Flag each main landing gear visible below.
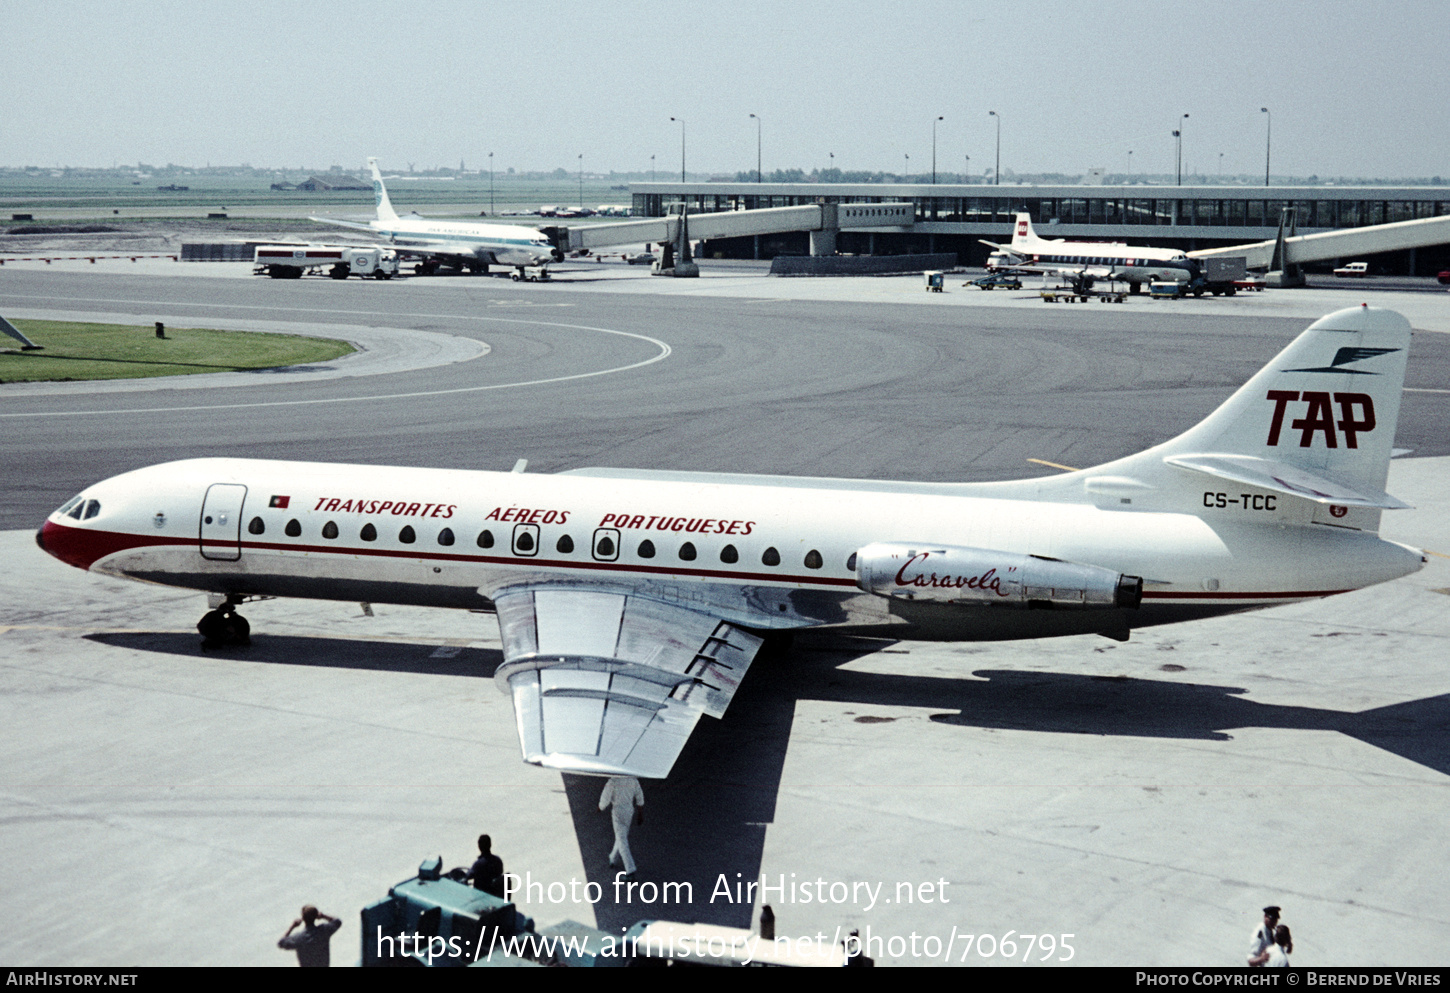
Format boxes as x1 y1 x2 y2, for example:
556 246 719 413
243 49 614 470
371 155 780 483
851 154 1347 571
198 596 251 650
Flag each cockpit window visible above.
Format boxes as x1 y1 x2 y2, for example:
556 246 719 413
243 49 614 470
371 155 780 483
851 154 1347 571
57 496 83 518
82 500 101 520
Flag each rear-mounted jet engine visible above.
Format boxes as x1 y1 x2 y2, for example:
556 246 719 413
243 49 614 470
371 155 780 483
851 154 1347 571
855 542 1143 610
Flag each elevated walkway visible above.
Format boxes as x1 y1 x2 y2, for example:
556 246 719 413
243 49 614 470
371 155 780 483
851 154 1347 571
556 202 911 256
1190 214 1450 268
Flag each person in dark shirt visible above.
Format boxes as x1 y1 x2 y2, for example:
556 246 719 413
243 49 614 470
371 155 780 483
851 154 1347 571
278 905 342 967
464 834 506 898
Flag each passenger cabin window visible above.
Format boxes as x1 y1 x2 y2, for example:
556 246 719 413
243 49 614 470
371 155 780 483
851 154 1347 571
478 529 495 549
248 517 265 535
399 525 416 544
285 519 301 537
720 544 739 564
637 539 656 558
512 523 538 556
557 535 574 554
360 523 377 541
804 550 823 569
592 529 619 561
761 547 780 567
438 528 454 546
678 542 696 561
322 521 339 539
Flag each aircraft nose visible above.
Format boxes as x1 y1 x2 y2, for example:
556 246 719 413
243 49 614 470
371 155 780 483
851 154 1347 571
35 518 104 571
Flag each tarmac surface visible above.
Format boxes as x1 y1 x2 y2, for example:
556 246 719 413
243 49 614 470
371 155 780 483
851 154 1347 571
0 259 1447 966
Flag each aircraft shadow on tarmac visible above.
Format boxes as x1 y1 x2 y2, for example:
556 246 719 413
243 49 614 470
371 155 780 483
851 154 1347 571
84 628 1450 932
85 631 502 679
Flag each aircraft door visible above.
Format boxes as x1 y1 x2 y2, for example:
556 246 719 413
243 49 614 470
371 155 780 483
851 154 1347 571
199 484 248 561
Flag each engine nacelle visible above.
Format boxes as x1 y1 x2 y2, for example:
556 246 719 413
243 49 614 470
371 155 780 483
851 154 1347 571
855 542 1142 610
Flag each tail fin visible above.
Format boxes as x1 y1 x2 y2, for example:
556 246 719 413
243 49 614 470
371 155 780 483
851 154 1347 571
367 157 399 223
1011 212 1038 249
1127 305 1411 512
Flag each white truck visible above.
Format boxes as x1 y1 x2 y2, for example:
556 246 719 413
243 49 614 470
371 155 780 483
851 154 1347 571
254 244 399 280
1333 261 1370 277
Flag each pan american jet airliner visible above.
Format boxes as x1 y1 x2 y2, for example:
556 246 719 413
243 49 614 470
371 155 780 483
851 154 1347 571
37 306 1424 780
313 158 561 278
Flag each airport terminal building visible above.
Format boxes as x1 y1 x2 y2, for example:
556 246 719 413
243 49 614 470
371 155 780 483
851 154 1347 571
631 182 1450 272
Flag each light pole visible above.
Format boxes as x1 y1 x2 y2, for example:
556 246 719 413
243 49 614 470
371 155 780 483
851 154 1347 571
964 154 970 184
989 110 1001 185
577 153 583 210
669 117 685 182
931 115 943 184
749 113 761 183
1176 113 1189 185
829 151 834 177
488 152 494 216
1126 150 1132 183
650 154 655 183
903 153 909 181
1218 151 1224 179
1261 107 1271 186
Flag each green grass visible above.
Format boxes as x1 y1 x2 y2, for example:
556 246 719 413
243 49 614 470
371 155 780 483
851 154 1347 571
0 320 355 383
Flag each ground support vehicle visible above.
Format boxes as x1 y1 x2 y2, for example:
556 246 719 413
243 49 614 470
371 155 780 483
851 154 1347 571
254 245 398 280
511 264 552 282
1334 261 1370 277
1041 288 1126 303
968 273 1023 290
360 858 535 967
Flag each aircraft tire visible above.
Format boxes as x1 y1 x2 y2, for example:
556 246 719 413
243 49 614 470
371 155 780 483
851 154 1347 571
226 613 251 646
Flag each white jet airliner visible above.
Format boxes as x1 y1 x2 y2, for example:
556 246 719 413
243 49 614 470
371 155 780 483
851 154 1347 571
313 158 561 277
983 212 1200 293
37 306 1423 780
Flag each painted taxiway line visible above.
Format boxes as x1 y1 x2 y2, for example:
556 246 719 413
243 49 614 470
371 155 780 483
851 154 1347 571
0 315 670 418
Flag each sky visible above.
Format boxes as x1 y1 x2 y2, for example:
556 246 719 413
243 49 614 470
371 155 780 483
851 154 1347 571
4 0 1448 179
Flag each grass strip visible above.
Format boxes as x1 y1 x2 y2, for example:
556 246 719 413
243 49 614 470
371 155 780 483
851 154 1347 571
0 319 354 383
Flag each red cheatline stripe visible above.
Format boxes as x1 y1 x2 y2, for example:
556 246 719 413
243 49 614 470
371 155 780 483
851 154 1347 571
1141 590 1346 600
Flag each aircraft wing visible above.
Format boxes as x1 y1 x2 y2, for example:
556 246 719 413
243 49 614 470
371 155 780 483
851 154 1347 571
310 215 377 233
492 587 764 779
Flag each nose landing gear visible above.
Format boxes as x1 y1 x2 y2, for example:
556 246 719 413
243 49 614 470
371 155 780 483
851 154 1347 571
198 596 252 650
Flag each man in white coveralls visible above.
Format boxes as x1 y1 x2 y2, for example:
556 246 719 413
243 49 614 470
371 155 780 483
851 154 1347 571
599 776 645 877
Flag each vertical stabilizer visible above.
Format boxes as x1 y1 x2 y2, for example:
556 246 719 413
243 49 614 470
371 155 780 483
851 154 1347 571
1010 211 1039 249
367 157 400 224
1122 305 1411 501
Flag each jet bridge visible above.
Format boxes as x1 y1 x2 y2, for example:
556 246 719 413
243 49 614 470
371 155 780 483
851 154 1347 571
553 202 912 257
1190 213 1450 274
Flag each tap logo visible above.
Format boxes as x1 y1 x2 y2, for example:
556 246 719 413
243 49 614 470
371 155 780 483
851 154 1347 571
1288 347 1399 375
1265 391 1375 449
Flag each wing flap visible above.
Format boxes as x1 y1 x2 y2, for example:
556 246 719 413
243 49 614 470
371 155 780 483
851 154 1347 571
492 588 764 779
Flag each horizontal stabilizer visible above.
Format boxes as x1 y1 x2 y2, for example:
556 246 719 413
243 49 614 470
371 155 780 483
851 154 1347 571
1165 453 1410 509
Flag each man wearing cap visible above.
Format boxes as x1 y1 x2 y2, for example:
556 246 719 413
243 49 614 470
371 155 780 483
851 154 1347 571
1247 906 1281 966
